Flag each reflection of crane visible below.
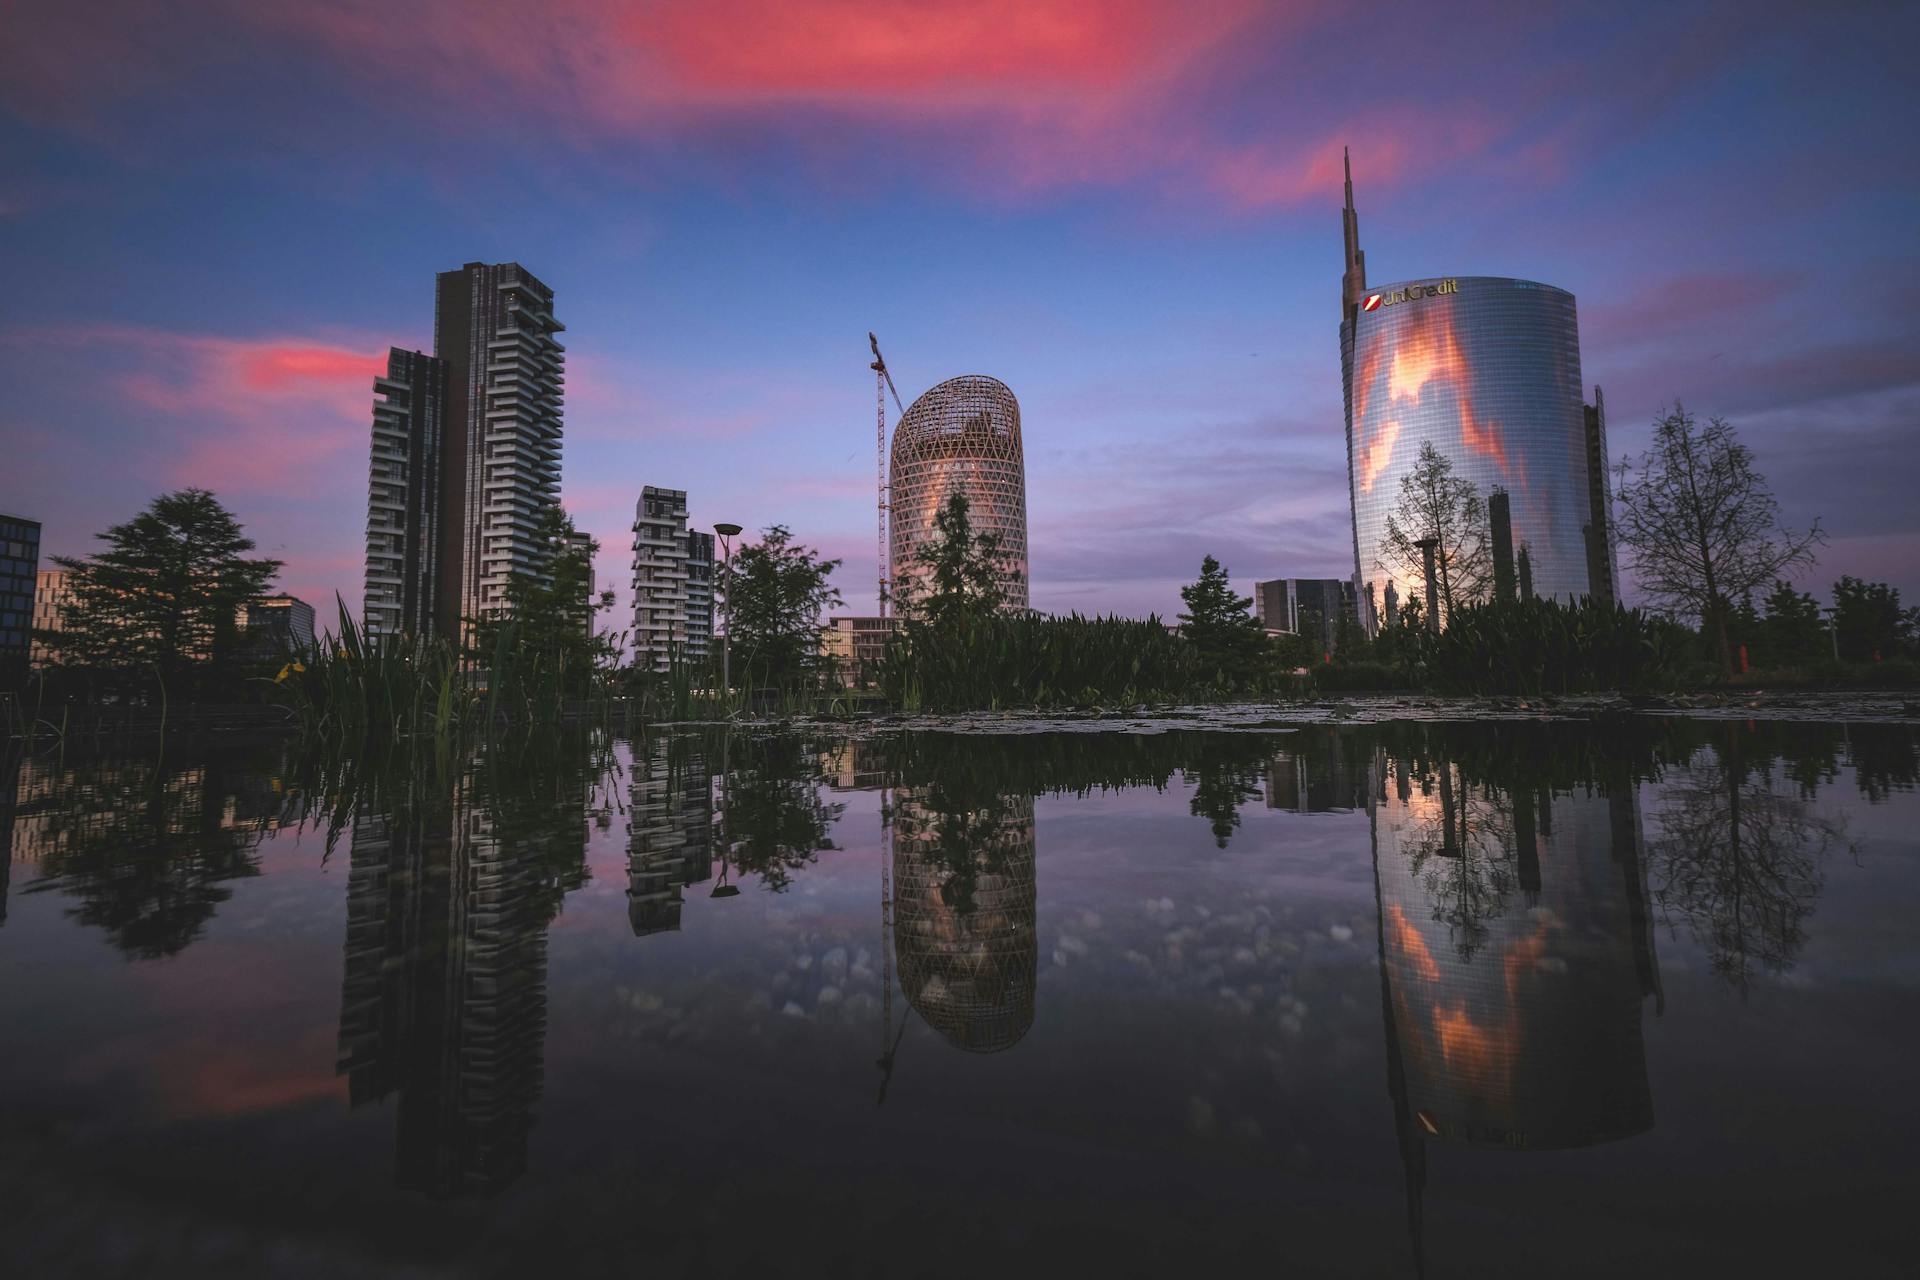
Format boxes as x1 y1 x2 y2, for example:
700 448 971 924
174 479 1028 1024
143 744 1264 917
869 332 904 619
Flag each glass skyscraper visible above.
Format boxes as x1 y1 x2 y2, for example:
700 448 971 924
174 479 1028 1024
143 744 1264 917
1339 156 1609 630
888 375 1028 613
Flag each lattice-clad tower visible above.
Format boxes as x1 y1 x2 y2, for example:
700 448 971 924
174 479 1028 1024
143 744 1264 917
888 376 1028 613
890 790 1037 1053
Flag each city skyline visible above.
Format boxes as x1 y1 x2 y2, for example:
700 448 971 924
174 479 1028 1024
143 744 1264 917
3 2 1917 629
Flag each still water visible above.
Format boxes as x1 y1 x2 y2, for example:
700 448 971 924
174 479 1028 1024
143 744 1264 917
1 718 1915 1277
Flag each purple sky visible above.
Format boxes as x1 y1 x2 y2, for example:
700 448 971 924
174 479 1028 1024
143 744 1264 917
3 0 1916 632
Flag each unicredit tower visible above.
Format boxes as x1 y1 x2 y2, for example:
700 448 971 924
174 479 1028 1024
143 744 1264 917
1338 153 1615 632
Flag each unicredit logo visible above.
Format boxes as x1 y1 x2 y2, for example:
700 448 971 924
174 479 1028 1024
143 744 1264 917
1363 293 1382 312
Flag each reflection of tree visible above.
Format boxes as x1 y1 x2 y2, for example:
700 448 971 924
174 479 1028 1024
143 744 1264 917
1398 761 1517 961
720 736 842 892
1181 739 1268 848
24 758 275 958
1650 728 1841 993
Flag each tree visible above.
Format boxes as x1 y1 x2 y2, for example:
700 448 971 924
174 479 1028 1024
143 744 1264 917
470 504 615 692
1831 576 1914 663
1614 405 1822 674
905 492 1005 629
45 488 281 679
721 525 843 690
1379 441 1491 624
1178 556 1269 681
1759 580 1824 669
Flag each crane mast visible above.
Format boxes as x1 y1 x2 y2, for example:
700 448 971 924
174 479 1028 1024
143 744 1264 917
868 332 903 619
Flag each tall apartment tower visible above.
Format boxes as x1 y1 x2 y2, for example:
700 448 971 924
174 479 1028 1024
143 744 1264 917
362 263 565 644
630 487 692 674
365 349 450 641
684 530 715 662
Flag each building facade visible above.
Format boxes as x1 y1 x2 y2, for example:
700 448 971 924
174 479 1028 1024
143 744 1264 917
1253 577 1355 649
0 514 40 685
630 487 692 674
29 569 70 666
362 264 565 645
684 530 715 662
888 375 1028 613
364 347 450 642
822 615 896 686
239 595 317 655
1339 156 1606 631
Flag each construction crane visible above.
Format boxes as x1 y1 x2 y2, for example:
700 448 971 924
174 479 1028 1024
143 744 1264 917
868 332 904 620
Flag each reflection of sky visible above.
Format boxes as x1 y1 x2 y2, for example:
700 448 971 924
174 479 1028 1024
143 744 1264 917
4 3 1917 628
2 732 1919 1273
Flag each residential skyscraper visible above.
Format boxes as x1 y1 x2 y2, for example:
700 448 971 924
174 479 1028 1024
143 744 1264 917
362 264 565 644
684 530 715 662
630 486 692 673
1339 155 1606 631
889 375 1028 613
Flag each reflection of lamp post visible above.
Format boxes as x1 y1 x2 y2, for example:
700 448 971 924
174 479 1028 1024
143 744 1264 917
715 522 742 696
1414 537 1441 631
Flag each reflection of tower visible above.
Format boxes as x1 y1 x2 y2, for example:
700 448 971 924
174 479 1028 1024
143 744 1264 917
1369 749 1660 1265
0 751 18 927
337 764 585 1197
890 790 1037 1053
1264 741 1367 814
626 738 715 937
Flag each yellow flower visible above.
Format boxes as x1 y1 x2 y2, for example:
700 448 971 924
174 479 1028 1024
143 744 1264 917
292 661 307 673
274 663 292 683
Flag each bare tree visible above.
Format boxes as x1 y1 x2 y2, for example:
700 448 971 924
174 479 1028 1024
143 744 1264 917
1614 404 1822 673
1379 441 1491 623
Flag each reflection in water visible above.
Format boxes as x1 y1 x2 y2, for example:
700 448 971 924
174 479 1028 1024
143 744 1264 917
891 788 1038 1053
626 736 716 936
1648 726 1844 994
1371 744 1661 1270
12 749 292 957
336 747 589 1198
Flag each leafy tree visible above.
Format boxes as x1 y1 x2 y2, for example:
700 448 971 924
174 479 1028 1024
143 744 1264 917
45 488 281 679
903 492 1007 629
1614 404 1822 674
1379 441 1491 624
722 525 843 690
470 504 615 692
1759 580 1825 669
1831 576 1914 663
1178 556 1269 681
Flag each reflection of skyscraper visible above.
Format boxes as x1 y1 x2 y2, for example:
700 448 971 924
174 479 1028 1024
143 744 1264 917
0 750 18 926
1369 751 1660 1263
1339 155 1605 630
1264 744 1367 814
337 764 585 1197
626 738 715 937
890 790 1037 1053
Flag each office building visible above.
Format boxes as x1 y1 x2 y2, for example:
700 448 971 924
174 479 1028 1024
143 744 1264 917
1339 154 1607 631
29 569 70 666
362 263 565 644
1253 578 1355 650
0 515 40 685
1583 388 1619 607
889 375 1028 613
630 487 692 673
822 615 896 686
239 594 316 655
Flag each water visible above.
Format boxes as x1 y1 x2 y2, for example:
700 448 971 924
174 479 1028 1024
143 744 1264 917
1 718 1915 1278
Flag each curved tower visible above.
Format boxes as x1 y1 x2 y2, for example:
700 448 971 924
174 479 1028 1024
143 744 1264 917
1340 158 1605 630
888 375 1028 612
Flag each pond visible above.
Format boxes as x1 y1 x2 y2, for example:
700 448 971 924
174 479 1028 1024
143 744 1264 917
1 717 1915 1277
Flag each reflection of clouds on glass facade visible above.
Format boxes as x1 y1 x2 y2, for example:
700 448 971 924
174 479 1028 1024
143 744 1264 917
1344 277 1594 627
889 375 1027 612
1371 755 1659 1152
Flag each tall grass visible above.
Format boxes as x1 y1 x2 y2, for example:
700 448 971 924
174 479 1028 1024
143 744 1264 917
879 612 1309 711
1400 597 1698 695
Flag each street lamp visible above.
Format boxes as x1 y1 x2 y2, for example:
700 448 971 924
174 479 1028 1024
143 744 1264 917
1823 605 1841 664
715 522 743 697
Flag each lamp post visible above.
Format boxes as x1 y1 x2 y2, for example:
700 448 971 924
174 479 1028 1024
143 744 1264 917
1414 537 1441 631
1824 605 1841 664
715 522 742 697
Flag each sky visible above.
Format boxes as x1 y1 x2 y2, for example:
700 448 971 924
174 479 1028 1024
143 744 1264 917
2 0 1917 634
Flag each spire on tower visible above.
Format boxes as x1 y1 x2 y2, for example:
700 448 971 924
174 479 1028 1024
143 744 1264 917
1341 146 1368 317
